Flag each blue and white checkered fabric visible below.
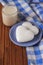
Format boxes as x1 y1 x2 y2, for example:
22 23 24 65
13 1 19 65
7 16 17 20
12 0 38 18
26 39 43 65
31 4 43 21
1 0 43 65
24 0 31 3
32 0 43 3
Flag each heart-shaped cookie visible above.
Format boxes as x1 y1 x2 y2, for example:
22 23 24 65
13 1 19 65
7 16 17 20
22 22 39 35
22 22 32 29
30 26 39 35
16 26 34 42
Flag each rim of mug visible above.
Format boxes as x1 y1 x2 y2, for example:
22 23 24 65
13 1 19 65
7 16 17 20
2 4 18 16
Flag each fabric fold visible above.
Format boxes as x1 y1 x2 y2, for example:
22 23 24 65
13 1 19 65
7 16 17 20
30 4 43 21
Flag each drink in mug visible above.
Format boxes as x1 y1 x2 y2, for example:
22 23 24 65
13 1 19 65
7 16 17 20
2 5 18 26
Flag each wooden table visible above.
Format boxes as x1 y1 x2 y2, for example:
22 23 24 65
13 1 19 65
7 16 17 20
0 3 28 65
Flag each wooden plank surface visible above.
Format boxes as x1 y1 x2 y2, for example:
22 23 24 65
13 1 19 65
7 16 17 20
0 4 4 65
0 4 28 65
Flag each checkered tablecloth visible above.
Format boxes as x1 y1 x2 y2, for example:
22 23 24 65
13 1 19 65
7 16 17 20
1 0 43 65
32 0 43 3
